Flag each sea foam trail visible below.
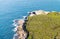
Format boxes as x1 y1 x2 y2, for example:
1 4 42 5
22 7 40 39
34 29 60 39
13 33 18 39
12 19 19 39
12 19 19 32
12 23 18 27
13 26 18 32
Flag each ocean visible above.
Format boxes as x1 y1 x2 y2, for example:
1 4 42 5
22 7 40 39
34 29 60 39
0 0 60 39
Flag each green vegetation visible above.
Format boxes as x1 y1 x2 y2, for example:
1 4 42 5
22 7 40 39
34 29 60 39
26 12 60 39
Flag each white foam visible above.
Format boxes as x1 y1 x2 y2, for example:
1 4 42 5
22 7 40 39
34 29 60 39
12 19 19 32
23 16 26 18
13 20 15 23
13 19 19 23
12 19 19 39
12 23 17 26
13 33 18 39
13 26 18 32
12 19 20 27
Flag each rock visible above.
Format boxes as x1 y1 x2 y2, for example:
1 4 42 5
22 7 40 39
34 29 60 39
28 10 50 16
17 20 27 39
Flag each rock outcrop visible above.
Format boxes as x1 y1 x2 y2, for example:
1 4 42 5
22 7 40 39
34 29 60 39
28 10 50 16
17 19 27 39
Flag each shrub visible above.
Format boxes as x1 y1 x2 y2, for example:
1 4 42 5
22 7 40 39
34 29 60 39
26 12 60 39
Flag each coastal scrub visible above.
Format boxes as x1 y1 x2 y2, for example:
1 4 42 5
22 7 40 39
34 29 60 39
26 12 60 39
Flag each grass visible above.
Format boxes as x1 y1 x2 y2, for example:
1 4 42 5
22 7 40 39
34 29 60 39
26 12 60 39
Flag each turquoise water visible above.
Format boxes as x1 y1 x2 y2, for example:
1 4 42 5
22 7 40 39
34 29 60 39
0 0 60 39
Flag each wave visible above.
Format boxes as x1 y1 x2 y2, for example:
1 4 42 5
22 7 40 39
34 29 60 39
13 26 18 32
12 19 19 32
13 33 18 39
13 19 19 23
12 19 19 39
12 23 18 27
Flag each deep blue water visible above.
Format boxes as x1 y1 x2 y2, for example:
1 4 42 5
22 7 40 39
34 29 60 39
0 0 60 39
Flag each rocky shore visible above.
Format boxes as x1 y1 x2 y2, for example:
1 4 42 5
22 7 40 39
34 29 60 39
13 19 28 39
17 19 28 39
13 10 58 39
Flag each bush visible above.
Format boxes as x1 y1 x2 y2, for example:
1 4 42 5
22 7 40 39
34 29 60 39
26 12 60 39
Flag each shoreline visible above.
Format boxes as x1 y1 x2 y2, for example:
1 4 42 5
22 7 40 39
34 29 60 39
13 10 59 39
13 16 28 39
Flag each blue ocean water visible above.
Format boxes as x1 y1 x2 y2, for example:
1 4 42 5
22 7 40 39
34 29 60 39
0 0 60 39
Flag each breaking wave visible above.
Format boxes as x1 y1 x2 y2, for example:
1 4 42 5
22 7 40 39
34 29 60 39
12 19 19 39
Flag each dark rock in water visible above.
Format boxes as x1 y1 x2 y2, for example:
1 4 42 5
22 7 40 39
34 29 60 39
32 12 36 14
15 20 19 23
13 34 19 39
15 36 18 39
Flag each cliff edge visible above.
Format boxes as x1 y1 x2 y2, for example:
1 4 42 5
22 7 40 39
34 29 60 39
17 10 60 39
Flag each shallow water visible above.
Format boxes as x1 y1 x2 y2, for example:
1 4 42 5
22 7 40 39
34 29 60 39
0 0 60 39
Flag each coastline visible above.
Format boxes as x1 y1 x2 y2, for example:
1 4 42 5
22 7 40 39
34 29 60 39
13 15 28 39
13 10 49 39
13 10 59 39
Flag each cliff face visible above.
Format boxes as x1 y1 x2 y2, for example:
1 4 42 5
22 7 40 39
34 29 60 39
17 20 27 39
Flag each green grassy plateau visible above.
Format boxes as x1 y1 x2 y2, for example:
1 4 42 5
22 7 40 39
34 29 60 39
26 12 60 39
